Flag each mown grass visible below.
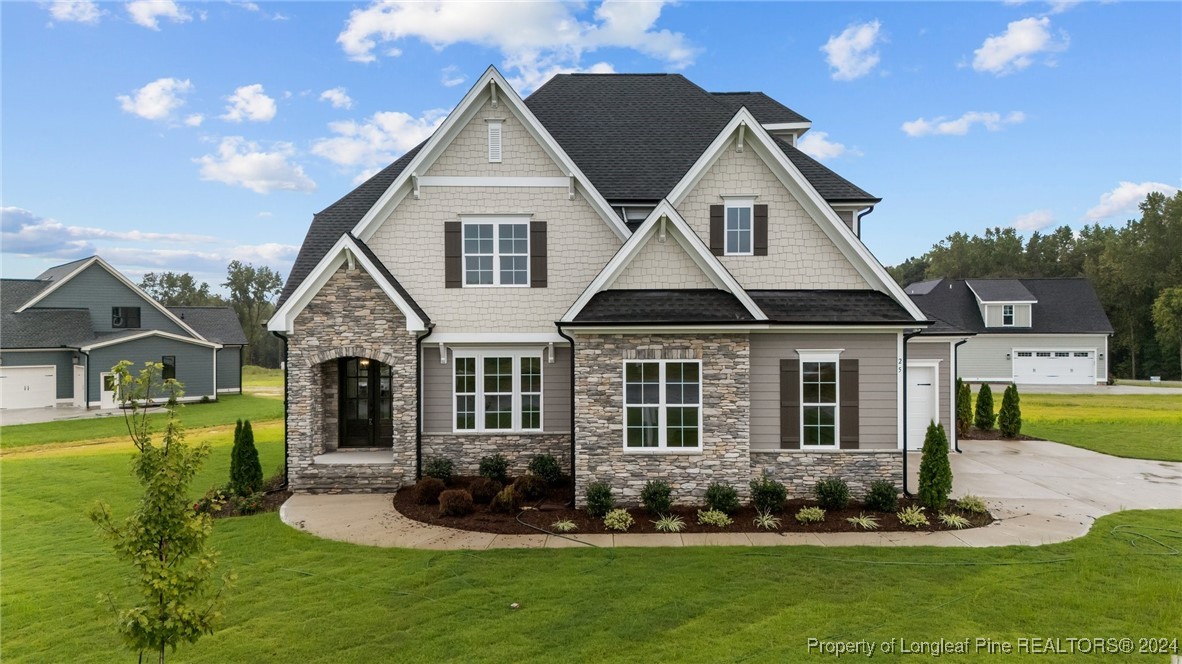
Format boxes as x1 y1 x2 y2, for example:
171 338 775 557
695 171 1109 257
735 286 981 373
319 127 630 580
1015 394 1182 462
2 430 1180 662
242 365 284 389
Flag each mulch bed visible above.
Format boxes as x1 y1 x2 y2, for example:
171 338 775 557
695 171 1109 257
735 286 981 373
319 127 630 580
960 427 1041 441
392 476 994 535
204 488 291 519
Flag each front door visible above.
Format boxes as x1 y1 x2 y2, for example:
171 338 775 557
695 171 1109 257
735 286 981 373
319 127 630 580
340 358 393 448
99 372 118 410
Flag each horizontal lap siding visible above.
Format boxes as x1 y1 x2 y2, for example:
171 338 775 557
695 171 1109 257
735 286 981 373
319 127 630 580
908 340 952 432
35 264 187 336
88 337 215 399
216 347 241 391
751 333 898 450
0 350 76 399
959 334 1108 381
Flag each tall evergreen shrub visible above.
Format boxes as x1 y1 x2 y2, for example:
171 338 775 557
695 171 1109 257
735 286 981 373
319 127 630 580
230 419 263 495
917 422 953 510
956 381 972 437
998 384 1023 438
973 384 996 430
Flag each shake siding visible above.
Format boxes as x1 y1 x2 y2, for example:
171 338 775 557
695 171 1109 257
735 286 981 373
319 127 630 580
959 333 1109 381
426 99 564 178
34 264 187 336
421 345 571 433
678 146 869 290
0 350 75 399
750 333 898 450
908 340 952 433
215 347 241 391
611 235 715 289
88 336 216 399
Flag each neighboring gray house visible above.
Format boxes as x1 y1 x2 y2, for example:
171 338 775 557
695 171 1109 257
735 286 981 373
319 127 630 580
0 256 247 409
906 278 1113 386
268 67 936 503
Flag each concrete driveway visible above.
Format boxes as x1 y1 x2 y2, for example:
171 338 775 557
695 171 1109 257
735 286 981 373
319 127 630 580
1015 384 1181 395
0 406 119 426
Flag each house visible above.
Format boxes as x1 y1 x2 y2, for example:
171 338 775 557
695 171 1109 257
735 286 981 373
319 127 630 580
906 278 1113 386
0 256 247 410
268 67 938 503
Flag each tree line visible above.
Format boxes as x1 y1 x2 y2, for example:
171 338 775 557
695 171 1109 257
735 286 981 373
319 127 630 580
888 192 1182 380
139 261 284 368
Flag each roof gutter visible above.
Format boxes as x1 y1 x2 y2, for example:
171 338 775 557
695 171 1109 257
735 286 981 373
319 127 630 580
855 205 875 240
415 323 436 480
555 323 577 507
952 338 969 454
901 328 924 497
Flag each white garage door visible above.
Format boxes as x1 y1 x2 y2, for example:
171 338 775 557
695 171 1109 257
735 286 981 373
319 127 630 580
906 365 937 450
1013 350 1095 385
1 366 57 409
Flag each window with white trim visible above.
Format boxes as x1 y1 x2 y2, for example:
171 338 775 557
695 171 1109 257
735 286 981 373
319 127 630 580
453 349 542 432
800 351 839 448
624 360 700 449
1002 304 1015 326
724 199 753 255
463 220 529 286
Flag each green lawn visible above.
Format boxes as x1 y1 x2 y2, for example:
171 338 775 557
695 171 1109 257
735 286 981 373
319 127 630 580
2 430 1180 662
0 394 283 450
243 365 284 390
1011 393 1182 462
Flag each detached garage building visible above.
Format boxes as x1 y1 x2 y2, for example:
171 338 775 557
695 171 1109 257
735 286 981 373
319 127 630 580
907 278 1113 386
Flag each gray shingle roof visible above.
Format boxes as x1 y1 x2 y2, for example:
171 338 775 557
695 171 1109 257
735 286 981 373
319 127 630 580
168 307 248 345
35 257 91 283
711 92 810 124
908 278 1113 335
568 289 915 325
750 290 915 324
1 279 93 349
965 279 1037 302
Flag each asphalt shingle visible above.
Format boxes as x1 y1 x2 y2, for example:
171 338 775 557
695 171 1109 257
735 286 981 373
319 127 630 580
168 307 249 345
908 278 1113 335
568 289 915 325
1 279 93 349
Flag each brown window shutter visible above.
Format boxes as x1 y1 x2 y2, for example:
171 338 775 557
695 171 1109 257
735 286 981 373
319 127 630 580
530 221 547 288
839 359 860 449
779 359 800 449
754 204 769 256
709 204 724 256
444 221 462 288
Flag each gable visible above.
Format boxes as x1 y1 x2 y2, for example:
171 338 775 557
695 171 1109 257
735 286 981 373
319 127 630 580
611 228 716 290
426 98 565 179
31 263 189 337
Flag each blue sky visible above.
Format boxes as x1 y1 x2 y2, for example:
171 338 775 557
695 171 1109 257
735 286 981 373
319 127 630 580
3 1 1179 290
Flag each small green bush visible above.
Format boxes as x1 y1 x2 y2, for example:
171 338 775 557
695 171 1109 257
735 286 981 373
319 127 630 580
704 482 740 515
584 481 614 518
468 477 502 505
998 384 1022 438
846 513 879 530
478 454 510 484
424 457 455 483
230 419 263 496
640 479 673 515
753 510 782 530
697 509 733 527
863 480 898 512
551 519 577 533
231 492 266 516
514 474 549 501
490 485 520 513
414 477 446 505
813 478 850 510
794 506 826 524
938 512 971 529
974 384 995 430
438 490 474 517
603 508 634 532
749 474 788 514
193 487 229 516
653 514 686 533
956 381 972 438
527 454 563 485
897 505 928 528
917 422 953 510
957 494 988 514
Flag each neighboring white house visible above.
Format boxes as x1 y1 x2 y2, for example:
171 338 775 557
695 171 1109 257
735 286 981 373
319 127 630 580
906 278 1113 386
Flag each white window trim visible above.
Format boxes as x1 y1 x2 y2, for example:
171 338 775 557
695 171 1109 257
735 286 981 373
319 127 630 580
797 350 842 450
1002 304 1015 327
486 119 503 163
621 359 703 454
723 196 755 256
461 217 530 288
452 348 543 433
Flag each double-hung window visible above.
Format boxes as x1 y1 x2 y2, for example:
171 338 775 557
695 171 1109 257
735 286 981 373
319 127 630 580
624 360 700 450
1002 304 1015 326
799 351 839 448
463 219 529 286
161 356 176 381
724 199 754 255
453 349 542 432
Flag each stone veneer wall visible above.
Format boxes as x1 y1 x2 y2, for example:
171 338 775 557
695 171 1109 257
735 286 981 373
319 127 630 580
422 434 571 476
750 451 903 498
574 334 750 506
286 264 419 492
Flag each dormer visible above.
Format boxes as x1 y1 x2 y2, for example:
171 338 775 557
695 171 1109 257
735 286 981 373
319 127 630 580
965 279 1037 329
761 121 811 146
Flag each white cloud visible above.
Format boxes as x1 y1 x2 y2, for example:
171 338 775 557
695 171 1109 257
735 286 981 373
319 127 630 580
1085 181 1180 221
48 0 102 24
183 113 204 127
116 77 193 122
319 87 354 110
901 111 1026 137
797 131 861 161
1047 1 1081 14
821 20 883 81
195 137 315 194
125 0 191 30
972 17 1068 75
220 84 277 123
441 65 467 88
311 109 447 175
1 206 220 259
1011 209 1056 231
336 0 695 93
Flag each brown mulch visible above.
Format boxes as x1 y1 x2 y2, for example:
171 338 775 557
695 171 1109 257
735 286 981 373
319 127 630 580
392 476 993 535
205 488 291 519
960 427 1040 441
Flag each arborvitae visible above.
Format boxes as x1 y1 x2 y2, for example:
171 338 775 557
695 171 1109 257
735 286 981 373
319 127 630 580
917 422 953 510
955 380 972 438
998 384 1023 438
974 384 996 431
230 420 263 495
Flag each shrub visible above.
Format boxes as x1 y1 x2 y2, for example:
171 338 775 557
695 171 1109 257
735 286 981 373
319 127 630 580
938 512 971 529
640 479 673 515
490 485 521 513
957 494 988 514
603 508 634 532
846 513 880 530
753 510 782 530
795 507 826 524
704 482 740 515
956 380 972 438
438 489 474 517
232 492 265 516
194 487 229 515
697 509 733 527
414 477 446 505
514 474 549 501
897 505 928 528
468 477 502 504
863 480 899 512
551 519 577 533
424 457 455 483
749 474 788 514
230 419 264 496
528 454 564 485
478 454 510 484
584 481 614 518
998 384 1023 438
917 422 953 510
974 384 996 430
653 514 686 533
814 478 850 510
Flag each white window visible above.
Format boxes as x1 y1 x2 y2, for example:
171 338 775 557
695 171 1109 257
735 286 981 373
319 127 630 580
1016 351 1033 358
1002 304 1015 326
1073 351 1090 358
799 351 840 448
724 199 753 255
487 121 502 163
462 219 529 287
453 349 542 432
623 360 701 450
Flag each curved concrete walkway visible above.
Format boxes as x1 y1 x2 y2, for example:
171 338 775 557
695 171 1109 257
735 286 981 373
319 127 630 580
280 439 1182 550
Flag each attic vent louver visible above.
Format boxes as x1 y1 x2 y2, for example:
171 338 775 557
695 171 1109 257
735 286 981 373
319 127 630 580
487 120 502 163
